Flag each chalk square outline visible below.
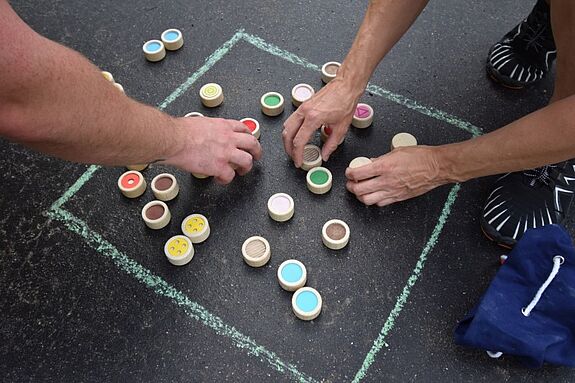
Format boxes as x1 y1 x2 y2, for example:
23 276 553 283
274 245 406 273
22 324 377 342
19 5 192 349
45 29 481 382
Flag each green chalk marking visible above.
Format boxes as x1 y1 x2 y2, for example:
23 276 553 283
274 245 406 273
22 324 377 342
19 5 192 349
264 94 281 106
309 169 329 185
47 207 319 383
352 184 461 382
45 29 483 381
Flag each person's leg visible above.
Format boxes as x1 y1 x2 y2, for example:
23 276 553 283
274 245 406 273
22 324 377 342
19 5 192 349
486 0 556 89
549 0 575 102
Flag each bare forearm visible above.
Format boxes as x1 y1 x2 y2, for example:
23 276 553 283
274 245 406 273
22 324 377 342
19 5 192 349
0 2 181 166
338 0 429 96
438 95 575 182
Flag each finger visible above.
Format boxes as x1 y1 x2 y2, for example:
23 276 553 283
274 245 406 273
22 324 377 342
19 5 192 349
231 121 252 134
357 190 390 206
292 117 320 168
321 123 346 162
282 111 305 157
346 161 384 182
214 166 236 185
229 149 253 176
347 177 386 196
234 132 262 160
376 197 398 207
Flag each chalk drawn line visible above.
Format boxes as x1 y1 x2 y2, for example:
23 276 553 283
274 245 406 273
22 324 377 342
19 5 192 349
44 28 482 381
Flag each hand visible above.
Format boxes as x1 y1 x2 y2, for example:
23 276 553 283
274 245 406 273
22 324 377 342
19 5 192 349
345 146 446 206
282 78 360 167
166 117 262 184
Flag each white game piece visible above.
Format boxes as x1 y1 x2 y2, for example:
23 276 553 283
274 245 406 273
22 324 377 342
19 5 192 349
184 112 204 117
126 164 149 172
164 235 194 266
118 170 146 198
240 117 260 140
291 83 315 107
306 167 332 195
391 132 418 150
292 287 322 321
277 260 307 292
143 39 166 62
348 157 372 169
267 193 295 222
151 173 179 201
113 83 125 93
322 219 350 250
260 92 284 116
321 61 341 84
352 103 374 129
200 83 224 108
192 173 209 179
161 28 184 51
181 214 211 244
101 71 114 83
141 200 171 230
242 236 271 267
301 144 322 171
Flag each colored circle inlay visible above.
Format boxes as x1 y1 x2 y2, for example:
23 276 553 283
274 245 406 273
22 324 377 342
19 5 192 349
121 173 140 189
281 263 303 283
325 64 339 75
145 204 165 220
326 223 346 240
270 195 291 213
154 176 173 191
264 95 281 106
355 105 371 118
324 126 333 135
202 85 219 97
294 86 312 100
184 216 205 233
296 291 318 312
309 169 329 185
167 237 188 257
146 42 162 52
242 120 257 132
164 31 180 41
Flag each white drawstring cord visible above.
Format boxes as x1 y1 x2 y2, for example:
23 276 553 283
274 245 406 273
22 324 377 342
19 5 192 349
485 254 564 360
522 255 564 317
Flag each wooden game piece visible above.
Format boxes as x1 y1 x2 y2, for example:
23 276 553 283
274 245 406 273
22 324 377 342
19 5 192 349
291 83 315 107
143 40 166 62
348 157 372 169
181 214 211 244
184 112 204 117
141 200 171 230
164 235 194 266
151 173 179 201
101 71 114 83
267 193 295 222
200 83 224 108
191 173 209 179
161 28 184 51
301 144 322 171
277 259 307 292
260 92 284 116
391 132 417 150
351 103 373 129
240 117 260 140
242 236 271 267
118 170 146 198
113 83 124 93
321 61 341 84
126 164 149 172
306 167 332 195
322 219 350 250
292 287 322 321
320 125 344 145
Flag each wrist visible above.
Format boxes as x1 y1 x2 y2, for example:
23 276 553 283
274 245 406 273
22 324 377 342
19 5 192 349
434 143 468 184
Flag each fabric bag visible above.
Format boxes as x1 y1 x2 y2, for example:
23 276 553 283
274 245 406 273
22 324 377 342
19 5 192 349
454 224 575 367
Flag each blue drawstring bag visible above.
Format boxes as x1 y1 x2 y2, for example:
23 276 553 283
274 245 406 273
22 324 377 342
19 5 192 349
454 224 575 368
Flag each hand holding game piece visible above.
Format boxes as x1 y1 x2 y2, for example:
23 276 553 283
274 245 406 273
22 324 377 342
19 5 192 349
345 145 446 207
282 79 359 167
165 117 262 185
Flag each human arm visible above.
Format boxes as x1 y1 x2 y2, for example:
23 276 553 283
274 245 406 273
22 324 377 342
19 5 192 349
0 0 261 184
346 95 575 206
282 0 429 167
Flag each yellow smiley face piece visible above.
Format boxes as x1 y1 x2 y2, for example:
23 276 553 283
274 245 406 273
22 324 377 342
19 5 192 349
184 216 205 235
166 237 189 257
164 235 194 266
